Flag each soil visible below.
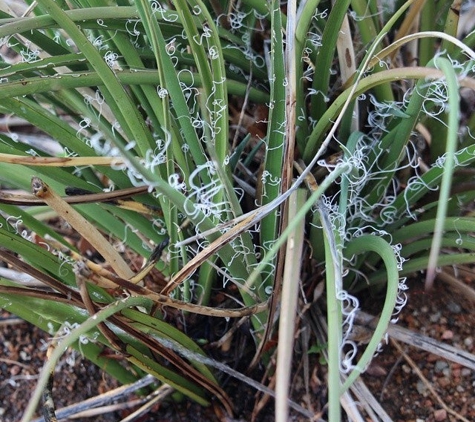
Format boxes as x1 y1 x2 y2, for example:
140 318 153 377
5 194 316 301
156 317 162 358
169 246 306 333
1 276 474 421
0 314 121 422
362 278 475 422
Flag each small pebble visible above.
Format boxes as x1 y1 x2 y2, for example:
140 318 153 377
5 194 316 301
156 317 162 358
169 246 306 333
461 368 471 377
19 350 30 361
441 330 454 340
416 380 428 395
434 409 447 421
437 377 450 388
366 363 387 377
446 301 462 313
9 365 20 376
434 360 449 373
463 336 473 347
456 385 465 393
429 311 441 323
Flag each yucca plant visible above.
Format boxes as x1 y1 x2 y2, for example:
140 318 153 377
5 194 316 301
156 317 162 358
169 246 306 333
0 0 474 421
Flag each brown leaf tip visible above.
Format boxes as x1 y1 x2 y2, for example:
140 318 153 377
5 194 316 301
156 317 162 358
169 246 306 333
31 176 48 197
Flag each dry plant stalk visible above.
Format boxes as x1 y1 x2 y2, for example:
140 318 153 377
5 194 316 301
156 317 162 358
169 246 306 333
31 176 135 279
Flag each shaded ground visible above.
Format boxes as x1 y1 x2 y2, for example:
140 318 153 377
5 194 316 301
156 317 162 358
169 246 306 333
363 278 475 422
1 275 474 421
0 314 121 422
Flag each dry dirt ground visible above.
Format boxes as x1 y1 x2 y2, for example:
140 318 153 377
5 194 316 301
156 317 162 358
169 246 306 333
0 314 121 422
361 277 475 422
1 275 474 421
